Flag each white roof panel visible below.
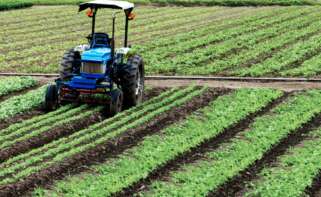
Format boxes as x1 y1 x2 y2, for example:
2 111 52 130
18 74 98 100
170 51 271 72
79 0 134 12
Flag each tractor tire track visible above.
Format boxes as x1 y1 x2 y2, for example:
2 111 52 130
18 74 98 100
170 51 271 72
116 91 290 196
0 88 227 197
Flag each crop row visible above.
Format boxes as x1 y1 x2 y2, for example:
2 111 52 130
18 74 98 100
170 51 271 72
0 85 46 121
0 6 293 75
0 7 215 51
135 6 282 52
2 6 321 77
0 1 32 11
0 6 193 44
184 17 321 76
280 52 321 77
0 104 102 152
232 28 321 76
246 126 321 196
33 88 282 196
0 86 205 188
141 7 305 67
148 9 320 74
245 127 321 197
0 76 37 97
0 9 217 67
139 89 321 196
0 7 225 72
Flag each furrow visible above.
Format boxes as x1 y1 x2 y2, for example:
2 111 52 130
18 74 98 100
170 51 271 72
33 88 282 197
141 90 321 197
0 86 206 196
0 86 198 182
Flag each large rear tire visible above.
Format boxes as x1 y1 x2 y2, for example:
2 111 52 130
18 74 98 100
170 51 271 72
118 55 144 109
60 48 81 79
44 84 58 111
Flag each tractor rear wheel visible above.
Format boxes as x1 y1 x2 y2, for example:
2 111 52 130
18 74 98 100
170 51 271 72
60 48 81 79
44 84 58 111
118 55 144 109
107 89 123 116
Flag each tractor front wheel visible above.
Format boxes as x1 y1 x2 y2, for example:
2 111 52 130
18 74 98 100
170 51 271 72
107 89 123 116
118 55 144 109
44 84 59 111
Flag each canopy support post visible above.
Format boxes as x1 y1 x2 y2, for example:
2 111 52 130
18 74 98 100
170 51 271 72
91 8 97 37
124 17 129 47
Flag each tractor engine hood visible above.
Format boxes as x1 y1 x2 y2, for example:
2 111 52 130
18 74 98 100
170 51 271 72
81 48 111 62
79 47 112 81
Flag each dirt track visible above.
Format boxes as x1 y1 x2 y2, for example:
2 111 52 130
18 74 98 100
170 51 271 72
2 73 321 91
146 79 321 91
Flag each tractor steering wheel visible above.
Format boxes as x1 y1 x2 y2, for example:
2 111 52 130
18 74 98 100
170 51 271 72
86 34 93 43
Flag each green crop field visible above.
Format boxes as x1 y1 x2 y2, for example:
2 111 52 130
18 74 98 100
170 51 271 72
1 5 321 77
1 0 321 196
0 77 320 196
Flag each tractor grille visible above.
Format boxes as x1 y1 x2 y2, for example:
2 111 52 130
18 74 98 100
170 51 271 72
81 62 106 74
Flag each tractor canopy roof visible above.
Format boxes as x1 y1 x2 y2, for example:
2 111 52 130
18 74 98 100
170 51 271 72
79 0 134 13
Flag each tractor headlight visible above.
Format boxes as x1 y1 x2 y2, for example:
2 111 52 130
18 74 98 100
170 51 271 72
81 62 106 74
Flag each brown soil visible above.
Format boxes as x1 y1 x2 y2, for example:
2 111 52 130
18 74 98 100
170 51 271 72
3 75 321 91
0 88 226 197
208 107 321 196
118 91 290 196
146 79 321 91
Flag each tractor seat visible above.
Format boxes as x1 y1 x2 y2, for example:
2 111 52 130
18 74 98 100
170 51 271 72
91 33 110 48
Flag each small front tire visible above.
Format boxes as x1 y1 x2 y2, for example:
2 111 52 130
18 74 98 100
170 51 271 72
107 89 123 116
44 84 59 111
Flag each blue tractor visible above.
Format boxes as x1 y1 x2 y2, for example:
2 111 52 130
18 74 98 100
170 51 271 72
45 0 144 116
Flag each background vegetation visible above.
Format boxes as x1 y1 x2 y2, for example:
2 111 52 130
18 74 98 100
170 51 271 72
0 0 320 11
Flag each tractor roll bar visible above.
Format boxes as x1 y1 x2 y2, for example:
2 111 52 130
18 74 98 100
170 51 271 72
79 1 134 48
91 8 97 37
79 0 134 12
